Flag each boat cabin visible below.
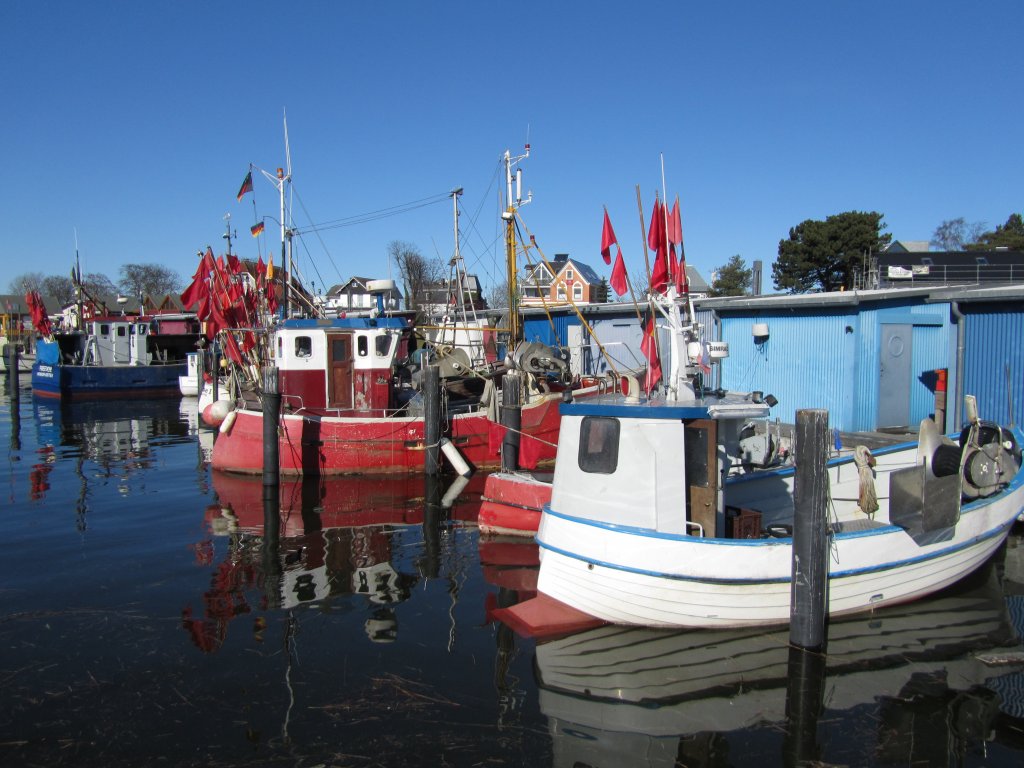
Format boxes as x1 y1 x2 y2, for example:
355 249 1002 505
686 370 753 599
274 317 413 413
50 316 200 367
549 398 770 539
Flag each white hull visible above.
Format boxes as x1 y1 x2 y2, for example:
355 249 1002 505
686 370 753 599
537 445 1024 628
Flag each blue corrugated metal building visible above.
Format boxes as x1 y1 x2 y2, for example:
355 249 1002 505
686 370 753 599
520 284 1024 433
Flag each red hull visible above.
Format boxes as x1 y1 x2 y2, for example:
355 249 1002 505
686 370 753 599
213 391 574 476
478 471 553 536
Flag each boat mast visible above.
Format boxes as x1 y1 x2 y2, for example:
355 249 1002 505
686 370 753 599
223 213 234 256
503 145 531 343
256 112 293 318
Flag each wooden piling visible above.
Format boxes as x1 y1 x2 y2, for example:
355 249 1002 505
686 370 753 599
424 364 442 475
262 367 281 487
212 347 221 402
261 484 282 610
501 371 522 472
790 408 830 651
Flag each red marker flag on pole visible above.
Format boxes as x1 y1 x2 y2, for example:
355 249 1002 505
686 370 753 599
648 197 669 293
640 313 662 395
670 197 689 294
236 170 253 202
610 251 629 296
600 208 618 265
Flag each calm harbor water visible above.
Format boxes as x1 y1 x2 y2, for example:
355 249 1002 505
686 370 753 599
3 375 1024 767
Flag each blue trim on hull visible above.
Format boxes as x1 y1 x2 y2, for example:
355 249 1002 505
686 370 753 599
32 360 186 400
538 517 1016 586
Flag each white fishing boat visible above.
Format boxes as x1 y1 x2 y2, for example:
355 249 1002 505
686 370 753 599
533 286 1024 628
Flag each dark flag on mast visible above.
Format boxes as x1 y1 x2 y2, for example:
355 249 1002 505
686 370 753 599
236 171 254 201
250 221 265 237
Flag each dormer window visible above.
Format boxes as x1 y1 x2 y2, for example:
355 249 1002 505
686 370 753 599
565 269 574 281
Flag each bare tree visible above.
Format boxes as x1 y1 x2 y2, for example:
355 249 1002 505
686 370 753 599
8 272 46 295
83 272 117 297
118 263 182 299
487 280 509 310
41 275 75 306
388 240 442 320
931 217 987 251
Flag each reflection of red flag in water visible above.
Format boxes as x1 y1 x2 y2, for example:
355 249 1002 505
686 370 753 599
640 314 662 394
600 208 617 265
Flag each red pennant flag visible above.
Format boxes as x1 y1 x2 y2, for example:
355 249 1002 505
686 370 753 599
674 200 689 294
667 198 682 245
647 198 663 252
640 314 662 395
600 208 617 265
236 171 253 202
610 251 629 296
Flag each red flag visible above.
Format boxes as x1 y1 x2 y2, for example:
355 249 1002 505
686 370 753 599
610 251 629 296
236 171 253 202
25 291 53 338
640 314 662 395
667 198 682 245
600 208 617 265
256 255 266 289
674 200 690 294
647 198 663 252
180 248 216 310
648 197 670 293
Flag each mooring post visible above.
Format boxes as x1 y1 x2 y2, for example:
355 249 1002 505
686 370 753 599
424 363 442 475
196 349 204 399
790 408 830 651
262 366 281 487
421 473 444 578
501 371 522 472
212 346 221 403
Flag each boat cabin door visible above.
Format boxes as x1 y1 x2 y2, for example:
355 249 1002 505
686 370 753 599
684 419 719 537
327 333 354 408
129 322 148 365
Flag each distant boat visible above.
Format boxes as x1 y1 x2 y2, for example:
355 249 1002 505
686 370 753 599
522 284 1024 629
32 314 200 400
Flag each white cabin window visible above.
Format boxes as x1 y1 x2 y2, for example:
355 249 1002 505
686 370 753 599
375 335 392 357
295 336 312 358
578 417 619 474
117 327 127 337
100 324 110 336
357 336 369 357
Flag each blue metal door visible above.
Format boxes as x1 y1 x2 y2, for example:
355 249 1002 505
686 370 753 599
878 323 912 428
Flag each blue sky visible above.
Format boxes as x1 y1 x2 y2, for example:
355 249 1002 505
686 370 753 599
3 1 1021 298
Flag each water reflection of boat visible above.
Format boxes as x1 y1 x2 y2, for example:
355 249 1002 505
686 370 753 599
32 397 193 458
181 472 485 651
534 566 1024 766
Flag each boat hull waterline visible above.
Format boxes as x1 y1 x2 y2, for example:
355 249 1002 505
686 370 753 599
536 468 1024 629
213 390 577 475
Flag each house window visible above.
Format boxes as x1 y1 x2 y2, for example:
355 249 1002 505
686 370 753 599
565 269 574 281
295 336 312 358
556 284 566 300
573 283 583 301
578 417 619 474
